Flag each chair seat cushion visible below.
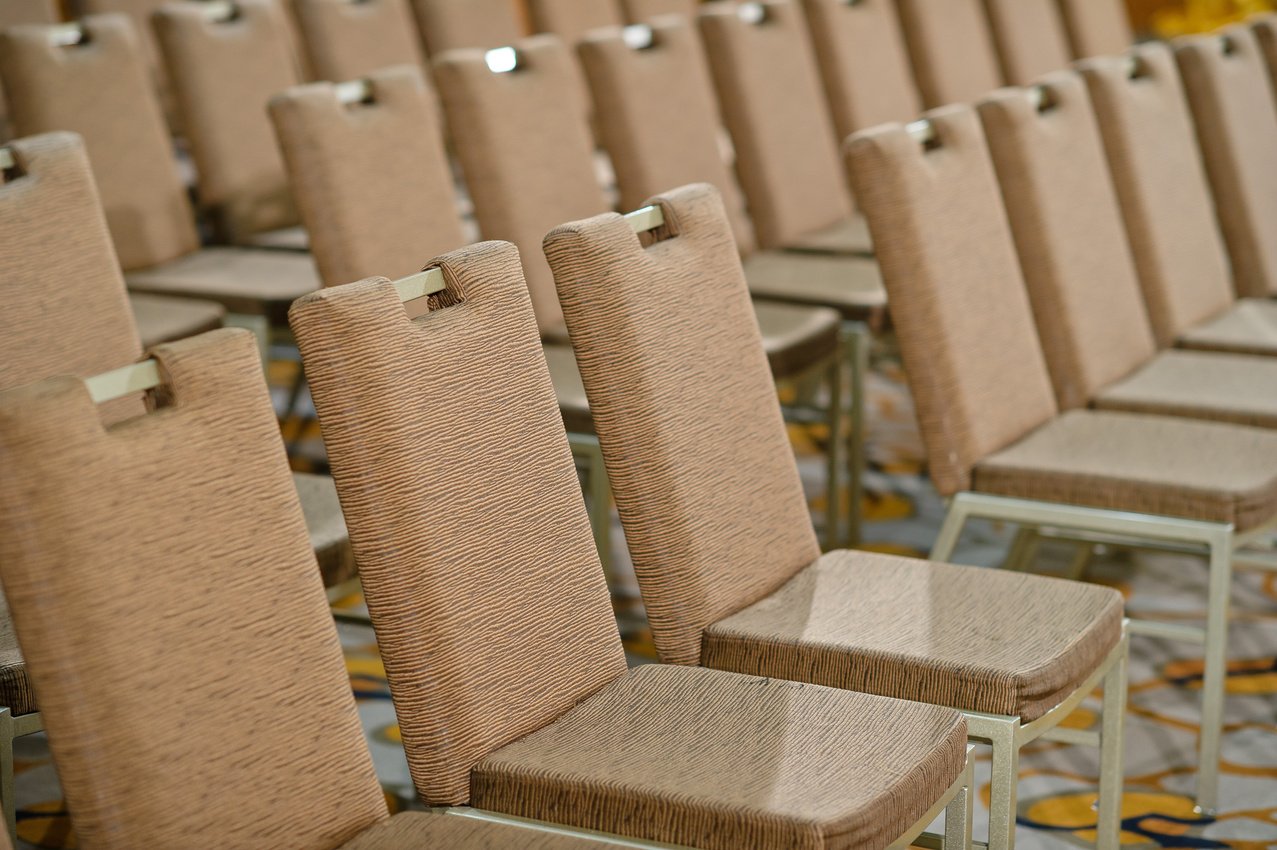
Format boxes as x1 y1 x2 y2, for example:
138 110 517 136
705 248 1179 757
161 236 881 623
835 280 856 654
754 301 841 378
543 345 593 435
293 473 356 589
126 247 321 323
1178 299 1277 357
702 551 1123 722
0 597 34 718
241 225 311 253
1093 349 1277 430
473 665 966 850
783 215 875 256
742 251 886 317
343 811 611 849
974 409 1277 532
128 293 225 348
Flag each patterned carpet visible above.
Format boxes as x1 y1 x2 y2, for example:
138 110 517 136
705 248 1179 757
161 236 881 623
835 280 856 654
9 345 1277 848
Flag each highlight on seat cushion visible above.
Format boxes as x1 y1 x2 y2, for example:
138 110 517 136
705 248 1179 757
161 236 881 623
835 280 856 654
1177 300 1277 357
125 246 320 322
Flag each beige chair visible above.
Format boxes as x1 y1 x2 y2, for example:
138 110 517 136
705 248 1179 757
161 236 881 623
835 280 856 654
408 0 523 55
292 0 425 82
1174 25 1277 301
981 0 1072 85
1079 44 1277 356
0 14 322 356
895 0 1003 108
846 104 1277 815
154 0 307 250
527 0 623 43
1055 0 1131 59
976 75 1277 430
0 0 57 140
546 181 1128 850
620 0 697 23
290 239 975 850
79 0 173 118
0 328 629 850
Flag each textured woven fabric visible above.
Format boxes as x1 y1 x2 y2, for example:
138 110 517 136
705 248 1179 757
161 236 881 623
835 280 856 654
527 0 623 43
292 0 425 82
704 550 1124 722
845 107 1058 496
698 1 854 251
0 0 56 135
977 75 1157 411
1056 0 1132 59
154 0 301 243
290 242 626 805
545 184 821 666
0 595 35 718
1175 27 1277 299
79 0 170 114
784 214 874 255
975 409 1277 532
344 812 614 849
409 0 523 54
740 250 887 314
1093 349 1277 430
1178 299 1277 357
270 67 464 288
0 15 200 270
799 0 921 143
129 292 226 348
434 37 605 335
294 471 358 589
619 0 695 23
0 329 387 849
895 0 1003 108
1078 45 1237 347
476 665 968 850
982 0 1072 85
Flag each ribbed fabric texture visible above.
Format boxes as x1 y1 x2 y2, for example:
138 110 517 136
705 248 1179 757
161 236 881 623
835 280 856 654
0 596 35 718
895 0 1003 108
409 0 523 54
981 0 1072 85
1093 350 1277 430
290 242 626 805
344 812 613 849
0 330 387 849
292 0 425 82
0 0 56 129
1056 0 1132 59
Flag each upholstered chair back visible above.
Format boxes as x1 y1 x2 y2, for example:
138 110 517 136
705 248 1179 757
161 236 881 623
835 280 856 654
1056 0 1132 59
977 73 1156 411
527 0 623 44
409 0 523 54
270 67 464 288
0 0 57 131
544 183 821 666
895 0 1002 108
620 0 697 23
0 329 387 849
982 0 1072 85
846 106 1059 495
292 0 425 82
0 15 199 269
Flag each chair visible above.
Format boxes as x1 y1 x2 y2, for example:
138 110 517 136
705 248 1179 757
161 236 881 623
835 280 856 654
798 0 922 144
546 181 1129 850
1174 25 1277 300
976 75 1277 429
408 0 523 55
291 0 425 82
895 0 1003 108
0 328 627 850
0 0 57 140
980 0 1072 85
289 239 975 850
619 0 697 23
154 0 307 249
78 0 173 118
0 14 322 355
1079 44 1277 356
845 104 1277 814
1055 0 1131 59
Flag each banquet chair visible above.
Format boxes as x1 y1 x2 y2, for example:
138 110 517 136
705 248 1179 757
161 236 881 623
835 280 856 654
545 182 1129 850
407 0 523 54
845 105 1277 814
289 238 975 850
291 0 425 83
619 0 697 23
0 328 630 850
1055 0 1132 59
0 0 57 141
894 0 1003 108
1079 44 1277 356
980 0 1072 85
976 75 1277 429
79 0 174 122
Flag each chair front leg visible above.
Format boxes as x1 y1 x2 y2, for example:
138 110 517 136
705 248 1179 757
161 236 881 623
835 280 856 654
945 747 975 850
1095 629 1129 850
1195 526 1235 814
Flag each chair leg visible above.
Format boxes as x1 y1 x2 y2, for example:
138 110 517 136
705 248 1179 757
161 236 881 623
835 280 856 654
1095 631 1129 850
824 344 845 550
842 321 869 548
1195 528 1234 814
0 708 15 843
930 495 972 562
985 716 1021 850
945 749 975 850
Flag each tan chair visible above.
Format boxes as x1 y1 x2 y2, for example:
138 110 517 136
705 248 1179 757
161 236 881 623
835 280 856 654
619 0 697 23
0 14 322 355
1079 44 1277 356
976 75 1277 430
981 0 1072 85
798 0 922 144
0 328 629 850
846 105 1277 815
546 182 1128 850
79 0 173 119
895 0 1003 108
292 0 425 82
1055 0 1131 59
0 0 57 140
408 0 523 54
290 239 975 850
1174 25 1277 300
154 0 307 250
527 0 623 44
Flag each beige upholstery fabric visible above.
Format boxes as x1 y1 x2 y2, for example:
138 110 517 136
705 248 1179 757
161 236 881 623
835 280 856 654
434 37 604 334
1056 0 1132 58
129 292 226 347
1093 349 1277 430
896 0 1003 108
344 812 614 849
975 409 1277 533
1175 27 1277 298
1252 15 1277 97
409 0 523 54
125 246 320 323
290 242 627 805
619 0 696 23
1078 45 1237 347
845 108 1059 495
545 185 822 666
740 250 887 314
527 0 623 43
977 75 1157 411
0 15 200 270
0 0 57 137
982 0 1072 85
476 665 968 850
0 329 387 849
80 0 169 111
153 0 301 243
784 214 874 254
270 67 464 288
1179 299 1277 356
698 1 856 251
799 0 921 143
704 550 1124 722
294 471 358 589
292 0 424 83
0 595 35 718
